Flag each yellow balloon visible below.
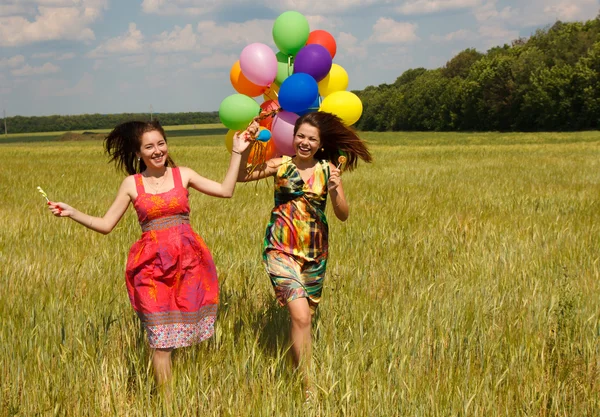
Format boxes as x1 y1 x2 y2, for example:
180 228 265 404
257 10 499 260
224 126 270 153
318 64 349 97
224 129 235 153
262 83 280 102
319 91 363 126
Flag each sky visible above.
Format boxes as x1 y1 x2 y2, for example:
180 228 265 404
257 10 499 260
0 0 598 117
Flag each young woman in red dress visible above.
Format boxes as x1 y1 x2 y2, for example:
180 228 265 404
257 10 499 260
47 120 256 388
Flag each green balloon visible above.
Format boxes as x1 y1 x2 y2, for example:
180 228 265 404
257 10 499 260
275 52 294 86
272 11 310 56
219 94 260 131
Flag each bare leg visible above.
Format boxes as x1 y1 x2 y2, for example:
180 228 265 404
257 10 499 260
152 347 173 398
287 298 313 397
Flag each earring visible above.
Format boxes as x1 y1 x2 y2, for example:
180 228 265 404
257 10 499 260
321 148 324 151
137 157 140 161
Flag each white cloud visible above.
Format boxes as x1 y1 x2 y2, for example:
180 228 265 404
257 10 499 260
478 24 518 39
0 1 107 47
141 0 219 15
0 3 36 17
87 23 144 58
196 20 273 50
336 32 368 59
397 0 482 15
474 0 596 27
140 0 387 16
12 62 60 76
0 55 25 68
154 54 189 68
151 24 197 53
32 51 75 60
368 18 420 44
431 29 475 42
274 0 384 14
473 0 515 22
118 55 150 68
541 0 598 22
191 53 238 70
55 72 94 96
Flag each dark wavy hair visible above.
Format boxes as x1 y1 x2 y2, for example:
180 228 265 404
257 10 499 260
104 120 176 175
293 112 372 171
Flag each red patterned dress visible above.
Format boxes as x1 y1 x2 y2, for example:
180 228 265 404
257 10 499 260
125 167 218 349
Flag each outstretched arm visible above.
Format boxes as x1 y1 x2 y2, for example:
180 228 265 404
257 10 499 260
237 154 282 183
328 163 349 221
183 126 253 197
48 176 135 234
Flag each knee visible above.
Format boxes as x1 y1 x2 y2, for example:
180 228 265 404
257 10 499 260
291 310 312 328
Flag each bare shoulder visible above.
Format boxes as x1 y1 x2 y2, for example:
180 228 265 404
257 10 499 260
175 166 196 187
121 174 137 188
119 175 137 198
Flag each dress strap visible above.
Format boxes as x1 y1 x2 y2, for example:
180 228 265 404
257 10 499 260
134 174 145 195
171 166 184 189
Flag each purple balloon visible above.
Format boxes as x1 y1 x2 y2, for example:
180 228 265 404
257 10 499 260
271 111 299 156
293 44 333 82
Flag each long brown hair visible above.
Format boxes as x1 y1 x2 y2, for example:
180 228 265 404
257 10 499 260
104 120 176 175
294 112 372 171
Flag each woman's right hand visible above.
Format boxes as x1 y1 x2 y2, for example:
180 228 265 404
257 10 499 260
48 201 73 217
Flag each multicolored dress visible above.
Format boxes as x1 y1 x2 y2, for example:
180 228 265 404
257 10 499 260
126 167 218 349
263 156 331 312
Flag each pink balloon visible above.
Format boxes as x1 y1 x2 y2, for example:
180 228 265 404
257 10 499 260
271 111 299 156
240 43 277 87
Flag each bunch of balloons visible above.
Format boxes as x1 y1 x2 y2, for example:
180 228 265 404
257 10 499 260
218 10 363 159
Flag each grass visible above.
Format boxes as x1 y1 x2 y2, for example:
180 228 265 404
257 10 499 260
1 131 599 416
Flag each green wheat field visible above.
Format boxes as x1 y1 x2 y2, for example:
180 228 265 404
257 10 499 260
1 130 599 416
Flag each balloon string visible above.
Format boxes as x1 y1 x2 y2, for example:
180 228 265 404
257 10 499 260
264 89 278 102
287 55 292 76
243 107 282 177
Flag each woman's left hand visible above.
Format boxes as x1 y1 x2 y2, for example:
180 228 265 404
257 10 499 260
328 166 342 192
232 119 259 154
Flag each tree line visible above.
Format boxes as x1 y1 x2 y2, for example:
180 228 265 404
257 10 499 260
354 15 600 131
1 112 220 134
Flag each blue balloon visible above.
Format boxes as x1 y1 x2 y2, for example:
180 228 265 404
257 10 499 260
256 129 272 142
278 73 319 114
296 95 321 116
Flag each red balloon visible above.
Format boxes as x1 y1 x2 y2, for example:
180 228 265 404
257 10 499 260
306 30 336 59
259 99 280 130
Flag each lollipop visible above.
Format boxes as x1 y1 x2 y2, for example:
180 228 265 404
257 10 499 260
336 155 347 169
37 186 49 203
37 186 62 212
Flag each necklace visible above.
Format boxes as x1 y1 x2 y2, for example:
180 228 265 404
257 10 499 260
143 168 169 194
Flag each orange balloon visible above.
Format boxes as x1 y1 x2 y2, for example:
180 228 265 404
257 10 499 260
259 99 280 130
306 30 337 59
230 61 266 97
248 138 277 165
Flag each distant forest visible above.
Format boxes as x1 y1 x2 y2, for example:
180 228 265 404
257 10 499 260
2 112 220 134
2 15 598 134
354 15 600 131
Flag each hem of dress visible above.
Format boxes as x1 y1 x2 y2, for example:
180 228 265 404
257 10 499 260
148 327 215 349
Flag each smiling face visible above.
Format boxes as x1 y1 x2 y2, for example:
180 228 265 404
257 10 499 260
137 130 168 169
293 123 321 161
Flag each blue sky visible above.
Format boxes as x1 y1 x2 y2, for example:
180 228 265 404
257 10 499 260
1 0 598 117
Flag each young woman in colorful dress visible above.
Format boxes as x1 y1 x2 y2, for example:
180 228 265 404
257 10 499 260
47 120 256 389
237 111 372 397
